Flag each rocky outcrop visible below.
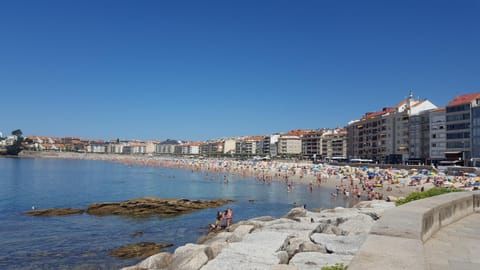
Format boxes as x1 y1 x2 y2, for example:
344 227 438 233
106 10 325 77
122 200 395 270
110 242 173 259
86 197 234 217
25 208 85 216
169 244 213 270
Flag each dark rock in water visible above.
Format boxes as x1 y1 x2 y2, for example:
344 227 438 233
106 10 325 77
86 197 234 218
109 242 173 259
25 208 85 216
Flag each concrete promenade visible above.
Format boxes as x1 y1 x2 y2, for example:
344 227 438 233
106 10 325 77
424 212 480 270
348 191 480 270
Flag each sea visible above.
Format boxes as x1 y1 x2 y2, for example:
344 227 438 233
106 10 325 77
0 157 353 269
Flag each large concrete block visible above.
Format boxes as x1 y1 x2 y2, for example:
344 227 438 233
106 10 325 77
348 234 425 270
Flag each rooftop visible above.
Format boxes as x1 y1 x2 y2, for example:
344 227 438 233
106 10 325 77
447 92 480 107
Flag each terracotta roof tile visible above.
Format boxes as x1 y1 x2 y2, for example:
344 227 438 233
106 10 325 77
447 92 480 107
432 107 445 112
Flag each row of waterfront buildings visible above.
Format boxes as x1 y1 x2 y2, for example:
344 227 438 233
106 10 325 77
12 130 348 161
347 91 480 166
2 91 480 166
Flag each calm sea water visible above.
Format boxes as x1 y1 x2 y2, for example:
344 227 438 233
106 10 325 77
0 158 352 269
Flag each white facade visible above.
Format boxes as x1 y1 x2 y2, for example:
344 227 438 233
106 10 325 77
278 135 302 155
130 145 146 154
145 141 157 154
157 144 176 154
223 139 236 154
179 144 200 155
108 143 126 154
87 144 106 153
189 145 200 155
321 129 347 159
269 134 280 157
395 98 437 161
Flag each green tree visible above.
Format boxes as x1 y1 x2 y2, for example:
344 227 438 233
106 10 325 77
11 129 23 137
6 129 24 155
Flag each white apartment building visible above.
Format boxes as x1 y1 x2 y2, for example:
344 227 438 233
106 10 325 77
394 95 437 162
156 139 182 154
321 129 348 159
223 139 236 154
145 141 158 154
107 142 127 154
87 143 106 153
176 143 200 155
278 135 302 155
348 92 437 163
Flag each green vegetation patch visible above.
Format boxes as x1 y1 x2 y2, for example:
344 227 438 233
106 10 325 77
322 263 347 270
395 187 464 206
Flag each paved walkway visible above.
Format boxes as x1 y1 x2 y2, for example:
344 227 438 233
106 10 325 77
424 212 480 270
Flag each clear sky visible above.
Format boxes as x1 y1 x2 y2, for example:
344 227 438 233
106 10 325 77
1 0 479 141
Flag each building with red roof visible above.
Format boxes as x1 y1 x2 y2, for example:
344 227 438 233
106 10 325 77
347 91 437 163
445 92 480 165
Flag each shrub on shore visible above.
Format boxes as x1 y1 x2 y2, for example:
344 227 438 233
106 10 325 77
395 187 463 206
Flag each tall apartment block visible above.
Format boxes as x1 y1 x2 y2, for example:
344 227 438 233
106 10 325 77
445 93 480 165
347 92 437 164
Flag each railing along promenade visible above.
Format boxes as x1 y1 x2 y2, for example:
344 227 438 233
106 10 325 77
348 191 480 270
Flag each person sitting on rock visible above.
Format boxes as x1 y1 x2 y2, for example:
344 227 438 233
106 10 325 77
219 211 228 229
209 211 222 231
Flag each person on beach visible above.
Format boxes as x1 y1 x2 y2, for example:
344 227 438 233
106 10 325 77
226 208 233 226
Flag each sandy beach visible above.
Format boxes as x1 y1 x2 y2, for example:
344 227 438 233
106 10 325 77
19 151 432 200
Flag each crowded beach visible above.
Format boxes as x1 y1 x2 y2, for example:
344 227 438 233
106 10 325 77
22 151 480 201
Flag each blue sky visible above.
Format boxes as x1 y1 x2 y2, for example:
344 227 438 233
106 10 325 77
1 0 479 141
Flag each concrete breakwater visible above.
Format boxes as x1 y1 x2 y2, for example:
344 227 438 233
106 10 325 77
122 200 395 270
348 191 480 270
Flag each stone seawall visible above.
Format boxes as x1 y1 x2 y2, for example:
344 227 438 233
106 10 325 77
122 201 395 270
348 191 480 270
